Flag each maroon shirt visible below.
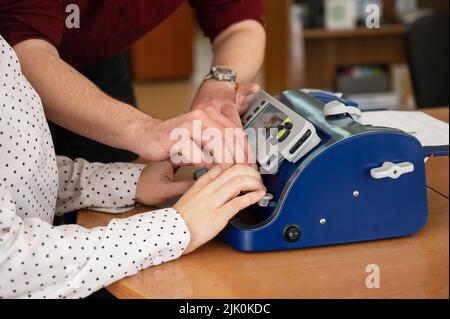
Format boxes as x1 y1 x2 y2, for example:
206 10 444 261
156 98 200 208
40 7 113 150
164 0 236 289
0 0 264 68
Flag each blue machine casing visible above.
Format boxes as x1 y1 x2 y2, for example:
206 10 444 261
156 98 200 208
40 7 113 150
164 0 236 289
222 89 447 252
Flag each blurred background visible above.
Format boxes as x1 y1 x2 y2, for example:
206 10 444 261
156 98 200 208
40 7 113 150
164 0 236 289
127 0 449 119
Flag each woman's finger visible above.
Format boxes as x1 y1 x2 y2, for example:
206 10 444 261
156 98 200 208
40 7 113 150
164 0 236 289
204 165 264 195
163 180 195 198
219 190 266 221
188 165 223 195
207 175 266 207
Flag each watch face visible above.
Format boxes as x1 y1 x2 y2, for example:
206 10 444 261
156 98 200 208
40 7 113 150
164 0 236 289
212 66 236 81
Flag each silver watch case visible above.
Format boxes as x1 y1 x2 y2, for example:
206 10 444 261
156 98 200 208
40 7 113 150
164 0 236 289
205 66 237 84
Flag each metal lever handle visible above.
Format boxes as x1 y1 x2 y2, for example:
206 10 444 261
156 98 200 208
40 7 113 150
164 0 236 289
370 161 415 180
258 193 274 207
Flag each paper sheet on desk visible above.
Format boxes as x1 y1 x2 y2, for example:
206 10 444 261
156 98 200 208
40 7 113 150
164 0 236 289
361 111 449 147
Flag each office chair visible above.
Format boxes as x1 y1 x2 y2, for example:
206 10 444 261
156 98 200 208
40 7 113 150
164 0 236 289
405 13 449 109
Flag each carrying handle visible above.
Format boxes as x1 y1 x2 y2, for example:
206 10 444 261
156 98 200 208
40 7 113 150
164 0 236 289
324 100 362 118
370 161 415 180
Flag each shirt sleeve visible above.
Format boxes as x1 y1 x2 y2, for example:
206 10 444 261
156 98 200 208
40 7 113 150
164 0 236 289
0 0 65 48
0 182 191 299
189 0 265 41
55 156 145 216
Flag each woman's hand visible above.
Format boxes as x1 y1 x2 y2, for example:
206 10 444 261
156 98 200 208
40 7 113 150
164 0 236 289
174 165 266 254
136 161 194 206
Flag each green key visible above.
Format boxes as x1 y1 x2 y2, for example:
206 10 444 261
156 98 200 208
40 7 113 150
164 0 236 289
193 168 210 181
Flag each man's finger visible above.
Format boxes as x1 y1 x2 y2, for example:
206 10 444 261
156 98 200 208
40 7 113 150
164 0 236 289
236 83 260 113
219 105 257 168
181 112 231 166
205 107 248 165
238 83 260 97
221 103 242 128
169 137 206 167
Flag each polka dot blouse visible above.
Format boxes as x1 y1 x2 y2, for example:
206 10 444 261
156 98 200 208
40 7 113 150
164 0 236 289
0 36 190 299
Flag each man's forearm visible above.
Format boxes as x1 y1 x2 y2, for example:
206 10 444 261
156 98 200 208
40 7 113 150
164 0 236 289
191 19 266 114
211 19 266 84
13 39 150 154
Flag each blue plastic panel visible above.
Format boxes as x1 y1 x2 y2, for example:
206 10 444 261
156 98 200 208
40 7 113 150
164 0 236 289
223 131 428 252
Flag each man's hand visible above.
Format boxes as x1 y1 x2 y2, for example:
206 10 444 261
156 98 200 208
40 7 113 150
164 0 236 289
132 106 255 168
192 80 260 127
13 18 265 169
135 161 194 206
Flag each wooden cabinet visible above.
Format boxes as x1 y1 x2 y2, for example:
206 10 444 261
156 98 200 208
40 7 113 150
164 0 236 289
129 2 194 81
302 25 406 90
263 0 449 94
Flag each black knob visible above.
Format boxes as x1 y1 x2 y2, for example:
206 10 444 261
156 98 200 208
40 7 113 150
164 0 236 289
284 122 293 130
283 225 301 243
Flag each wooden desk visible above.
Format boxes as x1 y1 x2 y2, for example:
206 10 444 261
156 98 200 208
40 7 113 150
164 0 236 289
424 108 449 198
78 109 449 299
427 156 449 198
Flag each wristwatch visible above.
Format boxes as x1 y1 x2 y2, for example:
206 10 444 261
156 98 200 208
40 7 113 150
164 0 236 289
204 66 237 88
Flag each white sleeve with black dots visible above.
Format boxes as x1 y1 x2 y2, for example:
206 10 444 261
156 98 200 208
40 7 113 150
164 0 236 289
56 156 145 215
0 182 191 299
